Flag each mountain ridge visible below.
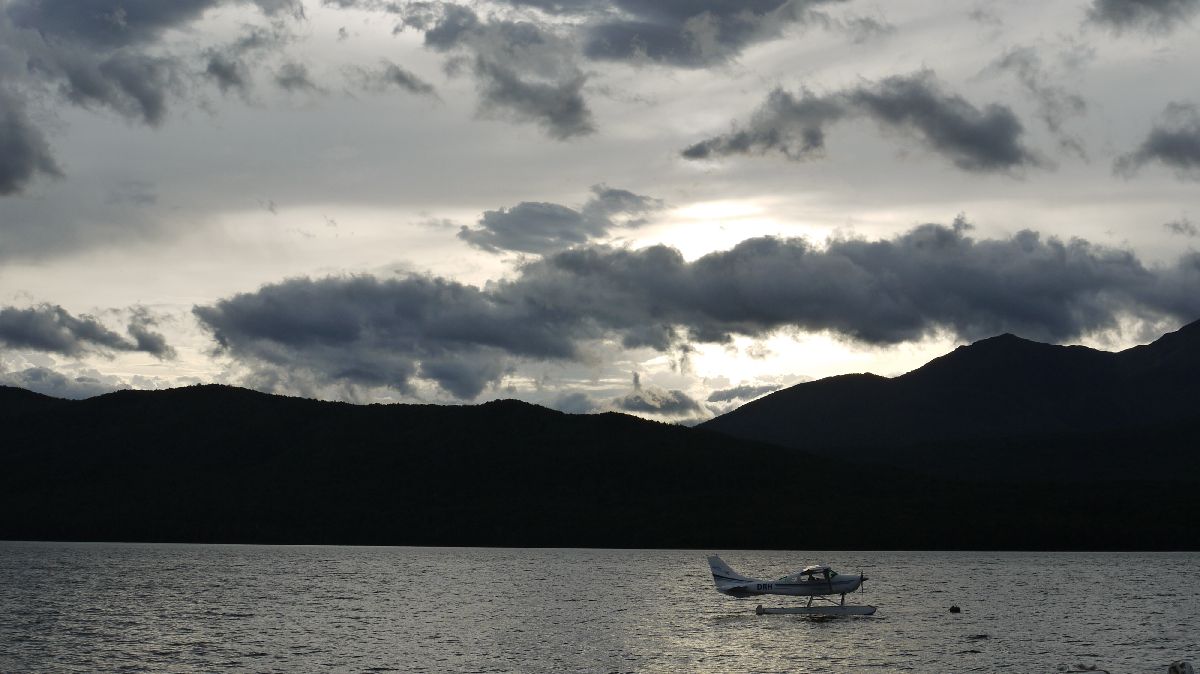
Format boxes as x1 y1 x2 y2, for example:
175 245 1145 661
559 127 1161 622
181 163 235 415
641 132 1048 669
699 318 1200 480
2 320 1198 548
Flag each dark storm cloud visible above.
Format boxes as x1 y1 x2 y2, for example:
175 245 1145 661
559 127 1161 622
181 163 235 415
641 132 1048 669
425 0 864 68
1086 0 1200 33
126 309 178 359
399 3 594 138
681 87 845 161
53 51 179 125
4 0 301 46
505 220 1200 346
194 220 1200 399
1116 102 1200 180
0 304 174 358
845 73 1040 172
4 0 219 47
471 57 593 139
460 201 604 253
16 40 182 126
458 184 662 254
193 275 581 398
4 0 304 128
351 60 438 97
0 89 61 195
683 71 1041 173
706 383 780 403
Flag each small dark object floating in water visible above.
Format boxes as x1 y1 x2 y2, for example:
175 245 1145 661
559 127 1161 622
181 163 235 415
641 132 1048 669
949 605 961 613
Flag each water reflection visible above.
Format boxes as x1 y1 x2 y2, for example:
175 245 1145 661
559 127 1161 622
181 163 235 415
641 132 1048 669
0 543 1197 672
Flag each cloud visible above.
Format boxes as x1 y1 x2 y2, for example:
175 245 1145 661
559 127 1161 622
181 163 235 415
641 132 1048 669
0 89 61 195
577 0 843 68
4 0 219 48
457 184 662 254
4 2 195 126
206 53 249 93
194 219 1200 399
1086 0 1200 34
706 383 781 403
505 219 1200 347
0 304 175 358
549 390 598 413
1116 102 1200 180
841 14 894 43
613 377 702 415
203 24 293 96
193 274 580 399
1164 218 1198 236
275 62 322 93
0 365 128 399
126 308 178 359
399 3 594 138
55 51 180 125
4 0 304 129
683 71 1042 173
985 46 1087 156
470 57 593 139
614 388 701 415
351 60 438 97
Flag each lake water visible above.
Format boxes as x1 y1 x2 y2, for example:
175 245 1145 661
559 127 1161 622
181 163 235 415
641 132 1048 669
1 543 1197 673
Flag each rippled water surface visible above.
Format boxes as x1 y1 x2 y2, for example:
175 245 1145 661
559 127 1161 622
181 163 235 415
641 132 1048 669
1 543 1197 672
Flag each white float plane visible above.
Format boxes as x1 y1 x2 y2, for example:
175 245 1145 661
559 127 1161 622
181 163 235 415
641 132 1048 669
707 555 876 616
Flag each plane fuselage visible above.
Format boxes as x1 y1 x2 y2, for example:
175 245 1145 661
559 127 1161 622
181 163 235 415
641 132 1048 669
717 575 863 598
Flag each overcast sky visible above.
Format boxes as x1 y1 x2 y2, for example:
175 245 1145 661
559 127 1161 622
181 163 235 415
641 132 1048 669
2 0 1199 420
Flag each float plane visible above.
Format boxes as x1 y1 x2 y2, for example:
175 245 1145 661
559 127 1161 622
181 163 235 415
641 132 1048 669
707 555 876 616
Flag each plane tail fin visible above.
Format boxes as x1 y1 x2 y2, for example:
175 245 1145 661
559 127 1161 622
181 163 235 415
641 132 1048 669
707 554 753 584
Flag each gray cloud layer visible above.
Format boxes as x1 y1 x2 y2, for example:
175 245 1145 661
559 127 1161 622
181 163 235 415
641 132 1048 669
401 3 594 139
0 0 305 193
1164 218 1198 236
204 24 293 95
351 60 438 97
3 0 208 126
1086 0 1200 33
0 366 128 399
706 383 781 403
576 0 841 68
496 0 859 67
986 46 1087 155
0 90 61 195
194 275 576 398
614 387 702 415
194 220 1200 399
0 304 175 358
683 71 1041 173
1116 102 1200 179
458 184 662 253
